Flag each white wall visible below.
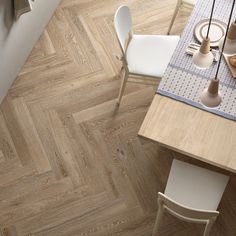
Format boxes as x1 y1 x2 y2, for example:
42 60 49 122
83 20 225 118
0 0 61 103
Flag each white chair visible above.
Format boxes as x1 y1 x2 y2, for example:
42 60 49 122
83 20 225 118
114 5 179 105
167 0 195 35
152 159 229 236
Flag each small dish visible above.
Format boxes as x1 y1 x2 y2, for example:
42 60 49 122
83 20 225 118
224 54 236 78
229 55 236 68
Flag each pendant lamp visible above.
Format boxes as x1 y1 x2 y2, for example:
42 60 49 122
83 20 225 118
219 19 236 55
200 0 236 107
193 0 216 69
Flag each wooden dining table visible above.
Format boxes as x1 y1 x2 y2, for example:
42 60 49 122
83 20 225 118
138 0 236 173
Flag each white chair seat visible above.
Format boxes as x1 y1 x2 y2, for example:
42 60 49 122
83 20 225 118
126 34 179 77
164 159 229 211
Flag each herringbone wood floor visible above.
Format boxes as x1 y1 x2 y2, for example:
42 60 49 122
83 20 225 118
0 0 235 235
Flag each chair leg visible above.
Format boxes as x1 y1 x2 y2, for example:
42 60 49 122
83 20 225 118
117 68 129 105
203 217 217 236
152 199 165 236
167 0 182 35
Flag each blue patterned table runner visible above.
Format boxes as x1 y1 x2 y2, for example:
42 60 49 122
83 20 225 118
157 0 236 121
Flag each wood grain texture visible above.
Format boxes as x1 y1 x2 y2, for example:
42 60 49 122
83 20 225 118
0 0 235 235
139 94 236 173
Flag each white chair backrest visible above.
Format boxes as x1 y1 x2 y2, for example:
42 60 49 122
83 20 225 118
158 192 219 223
165 159 229 211
153 159 229 236
114 5 133 53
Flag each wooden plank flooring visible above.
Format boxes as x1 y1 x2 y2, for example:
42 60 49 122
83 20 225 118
0 0 236 235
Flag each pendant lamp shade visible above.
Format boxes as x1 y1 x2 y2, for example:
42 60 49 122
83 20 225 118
193 37 214 69
192 0 216 69
219 22 236 55
200 78 222 107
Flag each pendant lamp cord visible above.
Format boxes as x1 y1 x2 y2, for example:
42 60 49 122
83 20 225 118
206 0 216 38
215 0 236 80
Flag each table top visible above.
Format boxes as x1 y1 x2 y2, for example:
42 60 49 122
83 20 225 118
139 0 236 173
139 95 236 173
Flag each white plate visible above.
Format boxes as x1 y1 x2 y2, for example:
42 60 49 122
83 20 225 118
194 19 227 48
